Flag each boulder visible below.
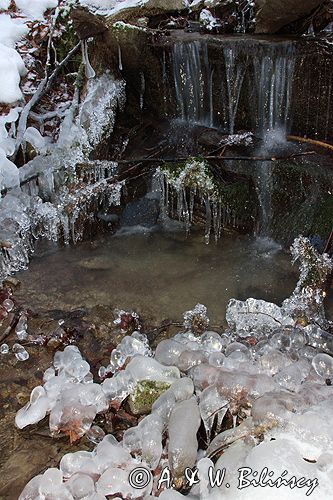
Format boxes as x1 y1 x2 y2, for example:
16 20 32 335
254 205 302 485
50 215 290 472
120 197 160 228
80 0 189 24
255 0 324 34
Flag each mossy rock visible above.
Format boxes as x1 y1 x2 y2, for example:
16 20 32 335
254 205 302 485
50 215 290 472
128 380 171 416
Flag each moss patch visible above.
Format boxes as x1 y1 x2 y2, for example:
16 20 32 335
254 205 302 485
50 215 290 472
128 380 171 416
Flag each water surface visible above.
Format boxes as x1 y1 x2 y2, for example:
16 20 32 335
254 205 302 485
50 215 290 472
17 230 298 324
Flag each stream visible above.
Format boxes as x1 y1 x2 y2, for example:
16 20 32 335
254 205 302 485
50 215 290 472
16 231 297 325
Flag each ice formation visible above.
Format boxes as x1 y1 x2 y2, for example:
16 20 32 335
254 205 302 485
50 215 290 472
0 2 128 283
157 159 223 243
199 9 221 31
17 237 333 499
0 73 126 282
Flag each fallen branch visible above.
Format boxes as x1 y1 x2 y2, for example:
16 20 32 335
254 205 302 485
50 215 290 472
108 151 316 164
287 135 333 152
12 41 81 160
324 226 333 254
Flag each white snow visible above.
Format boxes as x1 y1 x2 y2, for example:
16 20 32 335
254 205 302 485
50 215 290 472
0 14 28 47
0 0 59 197
79 0 146 12
0 44 27 103
199 8 220 30
14 0 58 20
0 0 11 9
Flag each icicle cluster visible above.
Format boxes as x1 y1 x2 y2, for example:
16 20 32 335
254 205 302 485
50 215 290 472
158 159 223 243
0 176 123 281
0 74 126 282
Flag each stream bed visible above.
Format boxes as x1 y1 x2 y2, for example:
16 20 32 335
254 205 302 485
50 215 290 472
0 228 299 497
16 230 298 325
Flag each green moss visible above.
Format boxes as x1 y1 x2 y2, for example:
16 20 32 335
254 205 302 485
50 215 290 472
128 380 171 416
310 195 333 240
160 158 219 197
111 21 147 33
218 181 257 221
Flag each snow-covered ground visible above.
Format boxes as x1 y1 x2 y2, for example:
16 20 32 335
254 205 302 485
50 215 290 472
0 0 59 191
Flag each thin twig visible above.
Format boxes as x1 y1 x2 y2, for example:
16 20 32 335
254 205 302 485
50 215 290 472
107 151 316 164
13 41 81 160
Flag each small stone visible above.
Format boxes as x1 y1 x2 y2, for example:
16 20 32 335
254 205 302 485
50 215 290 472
3 276 21 289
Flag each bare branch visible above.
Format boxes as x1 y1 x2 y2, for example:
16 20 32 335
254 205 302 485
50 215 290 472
12 41 81 160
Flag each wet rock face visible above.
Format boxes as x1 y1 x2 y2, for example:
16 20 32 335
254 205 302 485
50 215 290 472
120 197 160 227
255 0 324 34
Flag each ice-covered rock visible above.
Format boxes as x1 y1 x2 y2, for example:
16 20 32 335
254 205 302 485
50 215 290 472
126 356 180 383
312 353 333 379
15 386 50 429
183 303 210 333
226 297 294 333
199 385 228 437
168 397 201 478
15 346 109 440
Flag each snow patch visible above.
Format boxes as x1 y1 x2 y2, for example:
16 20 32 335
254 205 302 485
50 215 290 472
14 0 58 20
199 8 220 30
0 14 28 47
0 0 10 9
0 43 27 103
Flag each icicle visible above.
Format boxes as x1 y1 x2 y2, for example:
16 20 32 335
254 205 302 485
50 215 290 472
204 197 212 244
213 201 222 242
139 72 145 110
118 44 123 71
81 40 96 79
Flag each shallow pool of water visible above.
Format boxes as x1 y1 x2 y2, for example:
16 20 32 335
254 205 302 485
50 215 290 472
17 229 299 325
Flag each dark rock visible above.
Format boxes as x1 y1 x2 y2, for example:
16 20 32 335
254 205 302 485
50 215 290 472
71 7 108 39
97 211 119 223
198 128 228 147
120 197 160 227
255 0 323 34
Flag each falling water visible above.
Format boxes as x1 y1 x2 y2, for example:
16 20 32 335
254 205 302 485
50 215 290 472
172 41 211 125
223 47 248 134
253 49 295 137
170 39 296 137
170 39 297 238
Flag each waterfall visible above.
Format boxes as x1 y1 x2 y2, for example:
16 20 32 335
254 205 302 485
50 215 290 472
223 46 248 134
170 39 296 138
255 161 273 238
253 49 295 137
172 41 211 125
169 38 299 239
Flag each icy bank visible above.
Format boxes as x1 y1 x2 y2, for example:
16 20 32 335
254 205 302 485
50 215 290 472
0 72 125 283
16 237 333 499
